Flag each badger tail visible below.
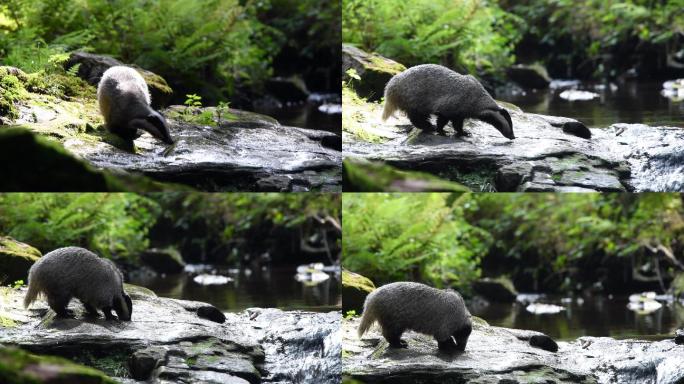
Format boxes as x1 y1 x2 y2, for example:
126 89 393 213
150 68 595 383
23 278 40 308
381 98 397 121
357 301 377 338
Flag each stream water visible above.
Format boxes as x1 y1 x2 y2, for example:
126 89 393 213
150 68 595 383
255 93 341 133
129 265 341 313
471 294 684 341
499 81 684 128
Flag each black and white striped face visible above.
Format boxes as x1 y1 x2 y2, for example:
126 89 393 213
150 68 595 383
144 111 174 144
113 292 133 321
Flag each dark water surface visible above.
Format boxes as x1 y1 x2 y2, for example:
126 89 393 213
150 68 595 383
499 81 684 128
470 294 684 341
129 266 341 313
255 93 341 133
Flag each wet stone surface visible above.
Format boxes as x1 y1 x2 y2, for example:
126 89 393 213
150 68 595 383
0 286 341 384
343 102 683 192
342 316 684 384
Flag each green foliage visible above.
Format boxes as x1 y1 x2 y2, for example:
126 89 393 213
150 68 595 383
344 310 357 319
502 0 684 78
184 94 203 109
344 193 684 294
0 194 160 260
343 0 522 78
11 280 23 289
343 193 489 291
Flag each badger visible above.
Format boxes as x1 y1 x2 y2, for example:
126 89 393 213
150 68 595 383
358 281 472 351
24 247 132 321
382 64 514 139
97 66 174 144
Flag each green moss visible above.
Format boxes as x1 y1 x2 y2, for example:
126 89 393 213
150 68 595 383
344 158 470 192
367 55 406 74
25 71 95 99
72 351 129 378
436 165 498 192
342 269 377 314
0 346 118 384
0 73 28 120
552 173 562 182
141 71 173 96
672 273 684 298
342 85 385 143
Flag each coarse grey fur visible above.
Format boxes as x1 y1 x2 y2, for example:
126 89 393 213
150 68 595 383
358 281 472 351
382 64 514 139
97 66 174 144
24 247 132 321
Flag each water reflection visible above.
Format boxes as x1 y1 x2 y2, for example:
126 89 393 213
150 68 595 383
499 81 684 128
470 294 684 341
129 266 341 313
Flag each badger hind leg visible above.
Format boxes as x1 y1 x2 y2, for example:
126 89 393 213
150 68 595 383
407 112 435 133
47 293 73 318
435 115 449 135
381 324 408 348
450 117 467 137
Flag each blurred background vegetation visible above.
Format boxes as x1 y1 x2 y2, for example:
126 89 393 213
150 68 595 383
343 0 684 81
343 193 684 295
0 192 341 266
0 0 341 105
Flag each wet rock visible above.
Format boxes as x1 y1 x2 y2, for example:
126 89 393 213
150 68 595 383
0 346 117 384
473 277 517 303
506 64 551 89
65 52 173 108
344 315 684 383
193 274 234 285
129 346 165 380
140 247 185 274
342 44 406 101
266 76 310 102
343 86 684 190
341 269 376 314
0 128 174 192
608 123 684 192
526 303 565 314
0 286 340 384
61 108 341 192
0 237 41 284
197 305 226 324
343 158 469 192
674 329 684 345
530 335 559 352
561 121 592 139
247 308 341 383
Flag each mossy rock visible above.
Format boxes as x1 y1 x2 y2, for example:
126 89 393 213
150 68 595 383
0 237 41 284
0 127 179 192
672 273 684 298
0 346 117 384
506 63 551 89
0 70 29 121
343 158 470 192
140 247 185 274
473 276 518 303
342 269 376 314
342 44 406 101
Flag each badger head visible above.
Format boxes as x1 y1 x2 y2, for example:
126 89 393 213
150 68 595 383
113 292 133 321
478 108 514 140
129 110 174 144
